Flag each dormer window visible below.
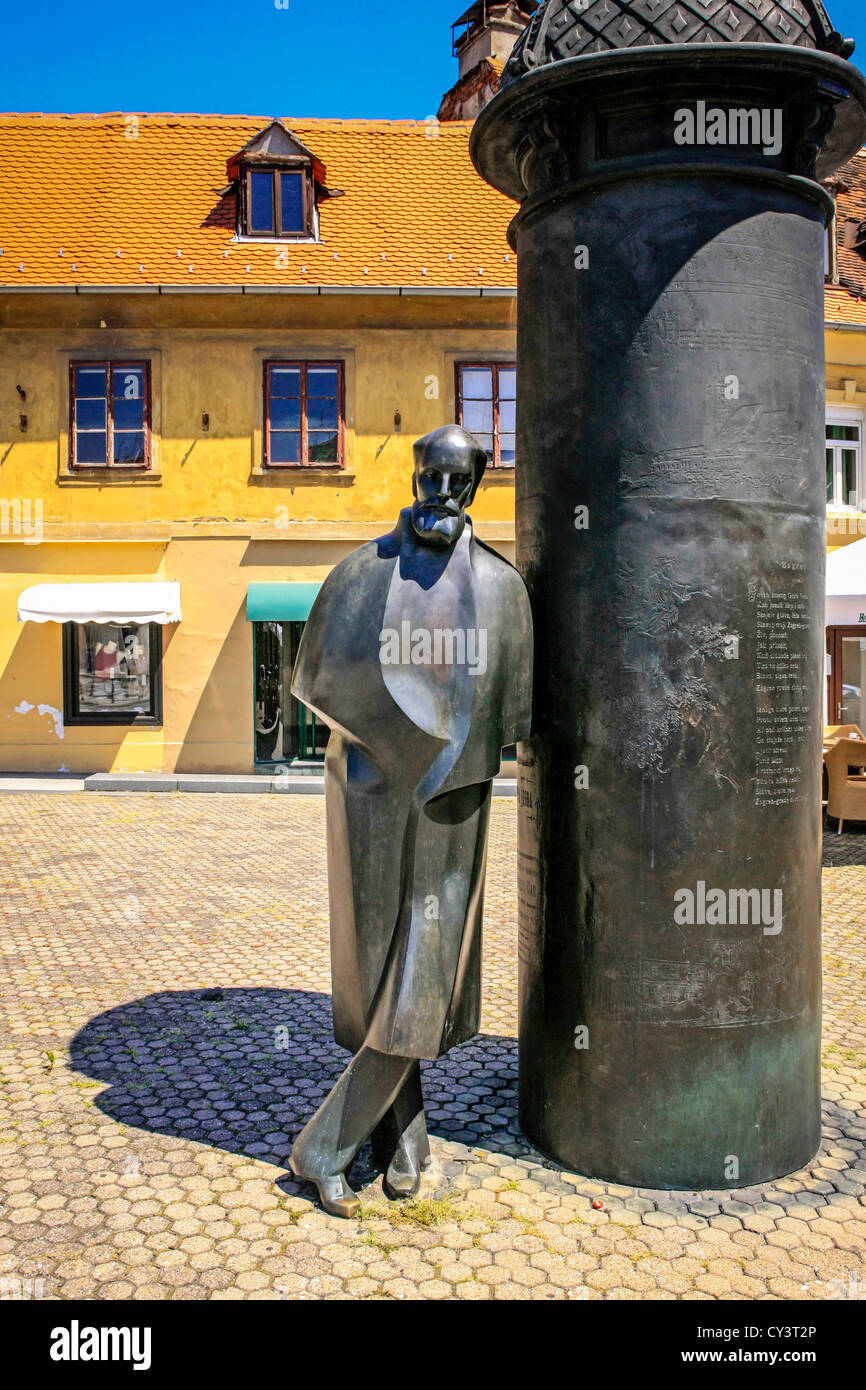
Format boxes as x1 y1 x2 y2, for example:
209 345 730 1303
248 168 309 237
227 119 342 243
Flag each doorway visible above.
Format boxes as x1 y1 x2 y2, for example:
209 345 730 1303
827 625 866 728
253 620 327 765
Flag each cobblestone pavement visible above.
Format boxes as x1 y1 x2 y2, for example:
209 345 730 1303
0 794 864 1302
823 821 866 867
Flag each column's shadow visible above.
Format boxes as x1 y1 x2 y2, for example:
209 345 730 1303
68 988 866 1209
69 988 526 1190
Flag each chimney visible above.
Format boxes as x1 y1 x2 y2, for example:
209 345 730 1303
438 2 537 122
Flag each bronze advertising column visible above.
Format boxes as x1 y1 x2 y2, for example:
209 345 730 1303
472 2 866 1187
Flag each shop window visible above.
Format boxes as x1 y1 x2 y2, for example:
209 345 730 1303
827 414 862 507
264 361 344 467
63 622 162 725
69 362 151 469
254 621 327 763
456 362 516 467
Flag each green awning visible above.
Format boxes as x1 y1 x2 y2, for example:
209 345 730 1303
246 582 321 623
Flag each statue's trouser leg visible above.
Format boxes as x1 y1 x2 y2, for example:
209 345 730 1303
290 1045 416 1181
371 1062 430 1176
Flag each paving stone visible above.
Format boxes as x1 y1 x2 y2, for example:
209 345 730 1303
0 797 864 1300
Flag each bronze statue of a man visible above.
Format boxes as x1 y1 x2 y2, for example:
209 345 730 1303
288 424 533 1217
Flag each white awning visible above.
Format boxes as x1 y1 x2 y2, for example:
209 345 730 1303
827 538 866 627
17 582 182 625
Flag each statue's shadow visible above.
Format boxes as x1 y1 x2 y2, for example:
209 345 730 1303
69 988 527 1190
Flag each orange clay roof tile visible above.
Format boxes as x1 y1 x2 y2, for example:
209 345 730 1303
0 112 518 290
826 285 866 325
828 150 866 322
1 114 863 317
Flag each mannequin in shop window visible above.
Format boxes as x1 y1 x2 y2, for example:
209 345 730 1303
91 624 122 704
123 630 148 701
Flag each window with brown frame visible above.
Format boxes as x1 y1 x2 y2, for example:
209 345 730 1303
264 361 344 468
69 361 151 469
455 362 516 468
244 167 313 239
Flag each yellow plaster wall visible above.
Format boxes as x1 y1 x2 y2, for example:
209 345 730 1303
0 536 365 773
7 299 854 772
0 543 167 772
0 291 518 772
0 292 517 532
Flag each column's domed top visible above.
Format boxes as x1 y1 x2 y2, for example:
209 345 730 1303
501 0 854 87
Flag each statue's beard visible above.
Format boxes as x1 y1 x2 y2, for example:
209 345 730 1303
410 500 466 549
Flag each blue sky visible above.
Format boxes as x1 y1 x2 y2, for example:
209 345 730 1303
2 0 466 119
2 0 866 120
833 1 866 71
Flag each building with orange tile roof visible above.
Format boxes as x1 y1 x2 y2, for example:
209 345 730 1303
0 1 865 772
0 92 526 775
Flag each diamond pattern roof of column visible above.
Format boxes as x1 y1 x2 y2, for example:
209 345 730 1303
501 0 850 85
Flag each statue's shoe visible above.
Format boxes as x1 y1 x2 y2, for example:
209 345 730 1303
383 1121 431 1200
288 1157 360 1219
384 1162 421 1200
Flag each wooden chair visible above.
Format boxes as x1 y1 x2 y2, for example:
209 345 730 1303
824 736 866 833
824 724 866 744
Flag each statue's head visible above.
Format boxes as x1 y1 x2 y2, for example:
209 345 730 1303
410 424 487 549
